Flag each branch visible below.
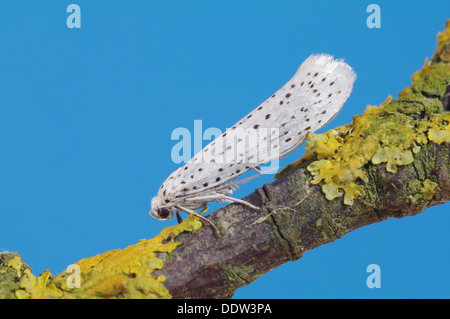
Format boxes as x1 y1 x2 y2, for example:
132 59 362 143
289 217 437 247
1 20 450 299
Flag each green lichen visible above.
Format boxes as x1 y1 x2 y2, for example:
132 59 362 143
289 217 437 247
399 62 450 100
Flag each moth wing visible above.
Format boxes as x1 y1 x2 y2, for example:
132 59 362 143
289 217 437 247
159 54 356 200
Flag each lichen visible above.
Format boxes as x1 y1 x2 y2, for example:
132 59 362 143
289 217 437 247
0 252 31 298
427 114 450 144
372 146 414 174
276 21 450 206
433 19 450 63
10 215 202 299
7 256 23 278
421 179 438 200
279 96 449 206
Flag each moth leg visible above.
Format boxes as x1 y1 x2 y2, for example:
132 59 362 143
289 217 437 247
184 194 226 203
252 166 262 174
184 194 260 211
175 211 183 224
229 180 239 190
175 205 219 233
221 196 260 210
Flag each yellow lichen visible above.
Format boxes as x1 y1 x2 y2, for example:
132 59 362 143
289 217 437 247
87 274 127 297
278 89 449 206
427 114 450 144
294 97 394 205
7 256 23 278
371 146 414 173
14 268 63 299
421 179 438 200
12 215 202 299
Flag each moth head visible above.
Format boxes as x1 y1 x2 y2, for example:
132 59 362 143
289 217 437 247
150 197 174 221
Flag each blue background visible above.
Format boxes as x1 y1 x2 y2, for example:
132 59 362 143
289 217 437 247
0 1 449 298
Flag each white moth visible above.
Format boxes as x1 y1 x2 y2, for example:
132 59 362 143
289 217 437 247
150 54 356 229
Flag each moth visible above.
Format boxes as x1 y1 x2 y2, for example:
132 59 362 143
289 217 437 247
150 54 356 229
